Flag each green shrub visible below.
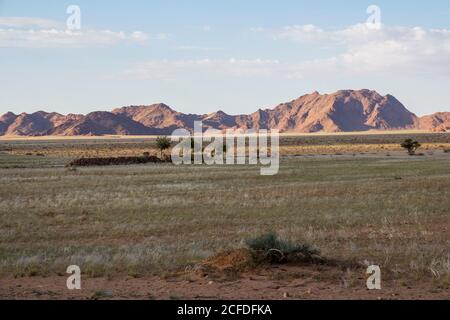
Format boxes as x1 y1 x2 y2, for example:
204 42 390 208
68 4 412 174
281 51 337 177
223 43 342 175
401 139 421 155
156 136 172 158
245 232 320 264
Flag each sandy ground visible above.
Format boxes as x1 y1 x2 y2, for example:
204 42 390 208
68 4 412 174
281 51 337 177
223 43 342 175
1 264 449 300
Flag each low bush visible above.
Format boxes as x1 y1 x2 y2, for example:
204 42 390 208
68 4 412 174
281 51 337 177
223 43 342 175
245 232 321 264
68 155 169 167
401 139 421 155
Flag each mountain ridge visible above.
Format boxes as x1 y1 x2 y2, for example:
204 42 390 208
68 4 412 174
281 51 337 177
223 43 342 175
1 90 449 136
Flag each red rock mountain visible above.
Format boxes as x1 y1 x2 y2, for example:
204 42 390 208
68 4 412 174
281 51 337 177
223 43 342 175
1 90 448 136
418 112 450 132
50 112 162 136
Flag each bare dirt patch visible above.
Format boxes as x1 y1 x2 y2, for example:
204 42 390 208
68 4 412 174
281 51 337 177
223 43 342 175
3 247 447 300
1 264 448 300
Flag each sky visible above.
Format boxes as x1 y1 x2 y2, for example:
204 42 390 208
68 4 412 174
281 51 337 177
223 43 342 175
1 0 450 116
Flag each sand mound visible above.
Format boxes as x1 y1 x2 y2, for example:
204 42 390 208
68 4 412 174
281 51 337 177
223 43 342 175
201 249 253 271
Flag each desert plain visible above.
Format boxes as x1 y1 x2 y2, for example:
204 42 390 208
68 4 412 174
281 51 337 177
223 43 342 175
0 132 449 300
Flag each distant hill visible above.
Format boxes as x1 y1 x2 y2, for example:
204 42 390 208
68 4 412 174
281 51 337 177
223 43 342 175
418 112 450 132
1 90 449 136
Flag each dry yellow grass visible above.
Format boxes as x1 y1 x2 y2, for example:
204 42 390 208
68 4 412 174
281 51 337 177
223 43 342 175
1 132 449 159
0 129 439 141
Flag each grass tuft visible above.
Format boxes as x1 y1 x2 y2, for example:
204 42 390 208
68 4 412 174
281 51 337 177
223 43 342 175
245 232 321 264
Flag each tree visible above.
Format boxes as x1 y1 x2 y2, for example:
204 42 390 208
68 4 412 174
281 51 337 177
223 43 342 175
401 139 421 155
156 136 171 158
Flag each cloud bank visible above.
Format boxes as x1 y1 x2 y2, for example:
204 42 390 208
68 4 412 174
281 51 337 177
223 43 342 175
123 23 450 81
257 23 450 77
0 17 150 48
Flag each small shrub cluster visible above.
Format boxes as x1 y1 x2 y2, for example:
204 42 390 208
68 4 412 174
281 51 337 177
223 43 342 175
197 233 324 277
401 139 421 155
245 232 321 264
68 155 168 167
156 136 172 158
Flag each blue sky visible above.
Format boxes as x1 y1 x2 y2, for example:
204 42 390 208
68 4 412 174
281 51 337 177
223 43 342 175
1 0 450 116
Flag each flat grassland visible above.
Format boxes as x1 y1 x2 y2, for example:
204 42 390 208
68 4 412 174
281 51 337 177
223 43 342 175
0 133 449 299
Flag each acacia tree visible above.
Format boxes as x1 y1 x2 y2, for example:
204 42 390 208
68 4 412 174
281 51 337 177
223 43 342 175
156 136 172 158
401 139 421 155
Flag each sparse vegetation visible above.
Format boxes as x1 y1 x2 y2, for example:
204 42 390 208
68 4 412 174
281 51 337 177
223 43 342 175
0 134 449 298
401 139 422 155
245 232 320 264
90 290 114 300
156 136 172 158
68 155 165 167
0 152 449 283
2 133 449 159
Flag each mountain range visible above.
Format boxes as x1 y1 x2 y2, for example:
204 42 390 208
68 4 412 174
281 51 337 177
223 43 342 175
1 90 449 136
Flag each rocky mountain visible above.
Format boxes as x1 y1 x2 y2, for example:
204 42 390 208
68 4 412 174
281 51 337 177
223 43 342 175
418 112 450 132
50 111 161 136
1 90 448 136
0 112 18 135
2 111 54 136
241 89 419 132
112 104 200 132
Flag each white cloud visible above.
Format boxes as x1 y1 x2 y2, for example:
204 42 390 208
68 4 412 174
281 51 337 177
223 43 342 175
190 25 212 32
122 59 283 80
272 24 327 42
130 31 149 42
261 23 433 44
0 28 148 48
254 23 450 77
201 25 212 32
0 17 62 29
174 45 222 51
120 23 450 81
0 16 151 48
